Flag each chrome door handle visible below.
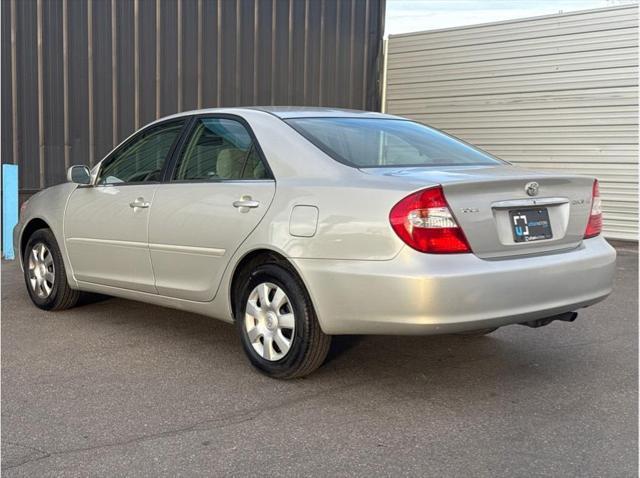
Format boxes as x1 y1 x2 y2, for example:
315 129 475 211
233 197 260 209
129 197 150 209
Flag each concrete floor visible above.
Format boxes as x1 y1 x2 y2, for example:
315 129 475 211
1 244 637 477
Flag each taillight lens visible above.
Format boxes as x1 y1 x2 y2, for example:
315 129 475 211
389 186 471 253
584 179 602 238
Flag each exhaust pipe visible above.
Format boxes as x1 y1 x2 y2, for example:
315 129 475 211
520 311 578 328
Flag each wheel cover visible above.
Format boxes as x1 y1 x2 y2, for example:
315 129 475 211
244 282 295 361
27 243 55 299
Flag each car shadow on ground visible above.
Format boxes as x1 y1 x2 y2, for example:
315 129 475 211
44 291 582 389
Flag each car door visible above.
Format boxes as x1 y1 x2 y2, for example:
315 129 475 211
148 115 276 301
65 119 186 293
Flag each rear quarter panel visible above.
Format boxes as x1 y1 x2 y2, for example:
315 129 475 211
256 178 411 260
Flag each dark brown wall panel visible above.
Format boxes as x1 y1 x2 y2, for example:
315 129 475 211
67 0 89 168
180 0 199 111
1 0 385 193
1 0 14 171
91 0 113 164
42 0 65 186
138 0 157 127
159 0 178 117
116 0 135 142
15 0 39 192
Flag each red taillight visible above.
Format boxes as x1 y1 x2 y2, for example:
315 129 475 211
584 179 602 238
389 186 471 253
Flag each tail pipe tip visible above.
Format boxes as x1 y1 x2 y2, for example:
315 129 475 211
520 311 578 329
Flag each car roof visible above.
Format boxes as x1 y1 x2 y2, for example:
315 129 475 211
152 106 403 123
242 106 402 119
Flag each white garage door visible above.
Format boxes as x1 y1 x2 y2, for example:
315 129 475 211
384 5 638 240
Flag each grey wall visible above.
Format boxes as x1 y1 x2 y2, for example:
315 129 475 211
384 5 638 240
1 0 385 197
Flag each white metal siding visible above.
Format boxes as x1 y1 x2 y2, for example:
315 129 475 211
385 5 638 240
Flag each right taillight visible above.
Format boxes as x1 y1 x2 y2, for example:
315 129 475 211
389 185 471 254
584 179 602 238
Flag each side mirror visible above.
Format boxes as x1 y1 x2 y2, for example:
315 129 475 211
67 165 92 185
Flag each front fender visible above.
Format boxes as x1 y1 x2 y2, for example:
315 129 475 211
14 183 78 288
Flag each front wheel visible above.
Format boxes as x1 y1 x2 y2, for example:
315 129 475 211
235 263 331 379
23 228 80 311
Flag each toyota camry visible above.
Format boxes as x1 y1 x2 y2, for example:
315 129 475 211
14 107 616 378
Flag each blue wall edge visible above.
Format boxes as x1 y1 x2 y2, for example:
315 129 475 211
2 164 19 260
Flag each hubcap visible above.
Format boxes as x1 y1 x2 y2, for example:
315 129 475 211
244 282 295 361
27 243 55 299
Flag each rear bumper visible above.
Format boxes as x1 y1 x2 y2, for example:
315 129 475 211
293 236 616 335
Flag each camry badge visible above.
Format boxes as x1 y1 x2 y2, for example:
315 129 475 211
525 181 539 197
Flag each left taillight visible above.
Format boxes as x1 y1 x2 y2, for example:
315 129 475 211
389 185 471 254
584 179 602 239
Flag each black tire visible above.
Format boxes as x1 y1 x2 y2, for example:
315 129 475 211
235 263 331 379
23 228 80 311
456 327 499 336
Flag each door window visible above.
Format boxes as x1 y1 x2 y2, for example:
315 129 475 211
173 118 269 181
97 120 185 185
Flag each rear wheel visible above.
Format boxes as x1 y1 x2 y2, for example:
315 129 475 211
235 263 331 379
23 228 80 311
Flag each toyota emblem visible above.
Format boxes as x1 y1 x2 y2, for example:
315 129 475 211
525 182 539 196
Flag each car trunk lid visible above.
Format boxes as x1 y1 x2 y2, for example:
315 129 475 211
361 165 595 259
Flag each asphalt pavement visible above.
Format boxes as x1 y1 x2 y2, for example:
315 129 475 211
1 243 637 477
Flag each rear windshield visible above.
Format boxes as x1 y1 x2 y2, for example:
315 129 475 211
286 118 503 168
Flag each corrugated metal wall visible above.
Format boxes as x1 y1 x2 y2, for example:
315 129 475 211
1 0 385 198
384 5 638 240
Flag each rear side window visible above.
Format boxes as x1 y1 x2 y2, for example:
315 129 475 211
173 118 269 181
286 118 503 168
97 120 185 185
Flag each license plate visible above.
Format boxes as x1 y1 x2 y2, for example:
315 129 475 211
509 208 552 243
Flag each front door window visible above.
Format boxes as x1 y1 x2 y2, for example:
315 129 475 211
97 120 185 185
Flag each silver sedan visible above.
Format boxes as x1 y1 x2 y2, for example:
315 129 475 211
14 107 616 378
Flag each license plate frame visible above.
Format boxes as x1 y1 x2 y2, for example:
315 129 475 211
509 208 553 243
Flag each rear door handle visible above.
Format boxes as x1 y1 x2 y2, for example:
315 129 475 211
129 197 150 209
233 196 260 209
